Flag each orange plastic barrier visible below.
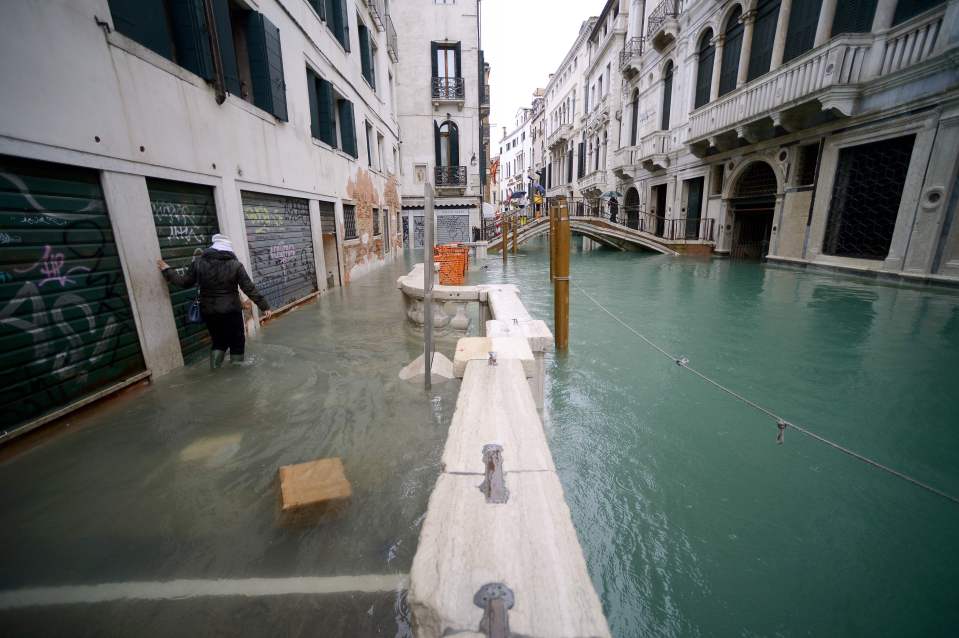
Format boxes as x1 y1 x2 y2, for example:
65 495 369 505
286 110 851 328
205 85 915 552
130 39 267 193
434 244 470 285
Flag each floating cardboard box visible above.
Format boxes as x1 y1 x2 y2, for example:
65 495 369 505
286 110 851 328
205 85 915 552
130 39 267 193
278 457 352 526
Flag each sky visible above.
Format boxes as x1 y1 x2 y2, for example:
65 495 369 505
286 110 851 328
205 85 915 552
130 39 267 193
483 0 607 146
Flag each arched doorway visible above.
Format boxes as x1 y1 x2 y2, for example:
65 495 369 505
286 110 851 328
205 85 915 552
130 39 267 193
625 187 640 229
730 161 777 259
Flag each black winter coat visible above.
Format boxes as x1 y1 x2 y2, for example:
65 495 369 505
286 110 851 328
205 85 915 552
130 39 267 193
163 249 270 315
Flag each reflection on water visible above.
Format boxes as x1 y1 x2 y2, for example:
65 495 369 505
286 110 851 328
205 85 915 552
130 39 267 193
478 237 959 638
0 254 457 636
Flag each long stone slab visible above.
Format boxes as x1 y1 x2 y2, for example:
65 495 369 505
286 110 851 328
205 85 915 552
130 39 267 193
409 472 611 638
452 336 535 378
441 359 554 474
486 318 555 353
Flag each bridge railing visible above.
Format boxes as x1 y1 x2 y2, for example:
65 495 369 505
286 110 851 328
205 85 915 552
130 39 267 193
569 204 715 242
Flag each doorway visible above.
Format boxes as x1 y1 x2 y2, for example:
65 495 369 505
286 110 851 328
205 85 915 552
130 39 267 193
651 184 667 236
625 187 640 229
729 162 777 259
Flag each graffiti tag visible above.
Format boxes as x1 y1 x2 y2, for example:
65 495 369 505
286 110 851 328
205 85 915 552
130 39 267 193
15 244 91 288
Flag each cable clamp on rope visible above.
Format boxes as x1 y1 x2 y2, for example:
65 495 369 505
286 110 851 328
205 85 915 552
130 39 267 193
777 420 788 445
676 356 689 367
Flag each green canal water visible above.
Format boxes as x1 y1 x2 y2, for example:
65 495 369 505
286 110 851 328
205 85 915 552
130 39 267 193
476 237 959 638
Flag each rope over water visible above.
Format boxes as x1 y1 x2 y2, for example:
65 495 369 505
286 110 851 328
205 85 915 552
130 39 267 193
574 284 959 507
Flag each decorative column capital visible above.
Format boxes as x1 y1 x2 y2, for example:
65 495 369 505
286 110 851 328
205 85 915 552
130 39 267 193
740 9 758 25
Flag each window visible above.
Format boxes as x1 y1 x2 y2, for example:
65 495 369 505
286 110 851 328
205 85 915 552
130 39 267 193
783 0 822 63
661 61 673 131
343 204 358 239
719 6 744 96
606 63 611 93
747 0 782 82
337 97 358 157
373 208 381 235
307 69 337 147
324 0 351 50
832 0 878 35
795 143 820 186
377 133 386 172
893 0 946 26
433 43 461 79
435 120 459 167
393 146 398 174
365 121 374 167
710 164 725 195
823 135 915 259
358 17 376 88
695 30 715 109
108 0 288 120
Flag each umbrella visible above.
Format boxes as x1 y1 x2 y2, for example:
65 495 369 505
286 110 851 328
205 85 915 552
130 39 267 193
532 183 546 194
511 190 527 199
600 191 623 199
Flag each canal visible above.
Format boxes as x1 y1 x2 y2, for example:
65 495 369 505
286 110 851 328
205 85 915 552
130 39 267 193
476 237 959 637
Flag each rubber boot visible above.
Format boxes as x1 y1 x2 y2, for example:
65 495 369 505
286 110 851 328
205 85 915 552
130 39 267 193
230 353 245 365
211 349 226 369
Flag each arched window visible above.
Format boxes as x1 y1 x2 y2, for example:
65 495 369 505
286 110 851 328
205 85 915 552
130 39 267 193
719 6 744 96
833 0 878 35
694 30 715 109
747 0 782 82
629 89 640 145
784 0 823 62
661 61 674 131
434 120 459 167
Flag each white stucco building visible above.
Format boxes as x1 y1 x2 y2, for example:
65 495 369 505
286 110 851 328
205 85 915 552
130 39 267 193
497 107 533 209
393 0 487 246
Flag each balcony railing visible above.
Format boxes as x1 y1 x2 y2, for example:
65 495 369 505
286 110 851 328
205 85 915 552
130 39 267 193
366 0 386 30
386 14 398 62
432 77 465 101
619 37 644 72
578 169 606 191
647 0 679 39
546 123 572 149
435 166 467 188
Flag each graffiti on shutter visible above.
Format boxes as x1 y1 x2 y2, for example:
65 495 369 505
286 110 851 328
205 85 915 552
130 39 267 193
148 178 218 364
0 156 145 434
413 215 424 249
436 212 470 244
242 192 317 309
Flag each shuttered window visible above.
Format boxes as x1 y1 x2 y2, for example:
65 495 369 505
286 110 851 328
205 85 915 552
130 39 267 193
373 208 381 236
747 0 781 82
783 0 822 63
108 0 212 79
694 31 714 109
246 12 288 121
578 141 586 178
338 99 357 157
661 62 673 131
719 7 743 96
325 0 351 51
832 0 878 34
893 0 946 25
358 21 375 88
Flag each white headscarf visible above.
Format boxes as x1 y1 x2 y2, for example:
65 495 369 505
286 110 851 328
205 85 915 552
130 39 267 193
210 233 233 252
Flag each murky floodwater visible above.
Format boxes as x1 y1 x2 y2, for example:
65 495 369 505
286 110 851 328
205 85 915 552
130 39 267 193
0 252 463 636
477 238 959 638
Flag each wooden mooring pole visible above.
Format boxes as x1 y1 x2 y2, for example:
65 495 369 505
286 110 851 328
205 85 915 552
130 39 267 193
511 213 518 254
549 204 557 281
502 215 508 265
554 202 570 350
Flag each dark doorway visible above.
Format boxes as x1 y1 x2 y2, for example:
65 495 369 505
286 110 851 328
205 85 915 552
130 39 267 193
609 198 618 223
684 177 704 239
730 162 777 259
652 184 667 236
625 187 640 229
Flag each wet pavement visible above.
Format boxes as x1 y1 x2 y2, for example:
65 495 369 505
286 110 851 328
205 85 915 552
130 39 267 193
0 253 463 636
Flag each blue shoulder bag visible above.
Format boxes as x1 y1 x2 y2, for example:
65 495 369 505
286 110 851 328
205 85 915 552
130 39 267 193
187 264 203 324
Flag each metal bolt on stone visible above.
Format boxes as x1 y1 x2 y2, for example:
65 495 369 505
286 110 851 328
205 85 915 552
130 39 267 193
474 582 514 638
479 443 508 504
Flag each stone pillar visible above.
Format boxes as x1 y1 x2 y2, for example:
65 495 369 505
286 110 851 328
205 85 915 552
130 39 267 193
769 0 793 70
710 34 725 101
814 0 838 47
871 0 898 31
737 11 757 87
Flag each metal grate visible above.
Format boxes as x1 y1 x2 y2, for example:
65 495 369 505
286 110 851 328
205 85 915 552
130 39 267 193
823 135 915 260
343 204 357 240
319 201 336 234
373 208 380 235
431 77 465 101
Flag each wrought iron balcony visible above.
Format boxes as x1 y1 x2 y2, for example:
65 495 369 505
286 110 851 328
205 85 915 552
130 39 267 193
619 37 645 77
365 0 385 31
432 77 465 102
386 14 398 62
435 166 467 188
646 0 680 51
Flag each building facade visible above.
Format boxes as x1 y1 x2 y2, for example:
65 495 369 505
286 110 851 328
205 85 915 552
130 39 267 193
498 107 533 208
0 0 440 438
394 0 486 247
520 0 959 282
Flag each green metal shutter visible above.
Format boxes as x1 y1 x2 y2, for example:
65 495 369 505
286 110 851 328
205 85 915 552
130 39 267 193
339 0 351 51
147 178 219 364
211 0 242 96
307 71 321 139
719 7 743 97
833 0 878 35
359 24 372 85
0 156 145 434
783 0 822 63
431 42 439 77
454 43 462 78
450 123 459 167
310 0 327 21
318 78 337 147
108 0 175 60
434 122 442 166
168 0 214 79
242 192 318 309
695 34 714 109
339 100 357 157
247 12 289 121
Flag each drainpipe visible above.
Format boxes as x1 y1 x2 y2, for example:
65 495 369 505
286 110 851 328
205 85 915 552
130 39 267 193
202 0 227 104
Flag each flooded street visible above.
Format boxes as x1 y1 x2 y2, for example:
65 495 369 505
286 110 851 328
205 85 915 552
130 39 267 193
0 254 460 636
477 238 959 637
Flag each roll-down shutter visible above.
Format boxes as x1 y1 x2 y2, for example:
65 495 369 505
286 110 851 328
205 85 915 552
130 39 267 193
148 178 219 363
0 156 145 433
242 192 317 309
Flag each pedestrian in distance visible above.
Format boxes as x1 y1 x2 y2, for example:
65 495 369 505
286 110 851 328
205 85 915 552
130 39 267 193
157 233 272 369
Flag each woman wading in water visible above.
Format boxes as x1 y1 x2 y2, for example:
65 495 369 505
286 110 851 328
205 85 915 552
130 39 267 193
158 234 272 368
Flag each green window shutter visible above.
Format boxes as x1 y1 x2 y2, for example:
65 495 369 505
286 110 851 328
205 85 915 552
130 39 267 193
318 78 337 147
338 100 357 157
453 43 462 78
431 42 439 77
359 24 372 85
434 122 441 165
339 0 351 51
449 123 459 167
211 0 241 95
168 0 214 79
246 12 289 121
108 0 175 60
783 0 822 63
832 0 878 35
310 0 327 21
307 71 321 139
